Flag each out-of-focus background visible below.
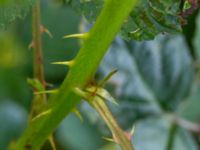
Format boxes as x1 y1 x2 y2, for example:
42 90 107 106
0 0 200 150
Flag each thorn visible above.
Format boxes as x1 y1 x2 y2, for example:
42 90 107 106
51 60 74 67
124 126 135 141
63 33 88 39
72 108 83 122
28 41 34 49
44 82 54 88
98 69 117 87
130 126 135 136
32 109 52 121
27 78 44 91
98 88 118 105
44 28 53 38
86 86 118 105
40 25 53 38
102 137 115 143
34 89 58 95
129 28 142 34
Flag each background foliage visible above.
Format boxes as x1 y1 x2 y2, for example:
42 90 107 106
0 0 200 150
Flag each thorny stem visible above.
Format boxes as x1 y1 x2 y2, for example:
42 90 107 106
73 87 134 150
32 0 45 83
31 1 56 150
31 0 46 116
90 97 134 150
13 0 138 149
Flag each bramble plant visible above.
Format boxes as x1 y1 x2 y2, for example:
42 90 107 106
0 0 200 150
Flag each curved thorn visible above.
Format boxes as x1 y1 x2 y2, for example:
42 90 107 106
51 60 74 67
72 108 83 122
98 69 118 87
63 33 88 39
32 109 52 122
102 137 115 143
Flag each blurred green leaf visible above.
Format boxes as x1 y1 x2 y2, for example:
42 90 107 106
0 32 31 107
56 114 103 150
66 0 182 40
132 116 198 150
121 0 181 40
0 32 27 68
178 11 200 123
177 82 200 122
194 12 200 58
99 34 193 128
65 0 103 23
176 10 200 123
0 101 27 150
0 69 31 107
0 0 35 29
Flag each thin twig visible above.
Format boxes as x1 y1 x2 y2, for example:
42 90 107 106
91 97 134 150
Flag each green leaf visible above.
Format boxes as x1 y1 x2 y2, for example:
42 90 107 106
194 12 200 58
66 0 182 40
148 0 180 15
56 114 103 150
0 0 35 29
180 12 200 122
0 32 31 107
176 8 200 122
0 101 27 150
178 12 200 123
177 82 200 122
99 34 193 128
121 0 182 40
66 0 103 23
132 116 199 150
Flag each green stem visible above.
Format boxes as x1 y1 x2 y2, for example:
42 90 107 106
31 2 57 150
165 123 177 150
73 87 134 149
32 1 45 85
30 0 46 118
91 97 134 150
13 0 138 149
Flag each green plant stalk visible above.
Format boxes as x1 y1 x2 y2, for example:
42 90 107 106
31 1 57 150
91 97 134 150
73 87 134 150
30 0 46 118
32 0 45 85
13 0 138 149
